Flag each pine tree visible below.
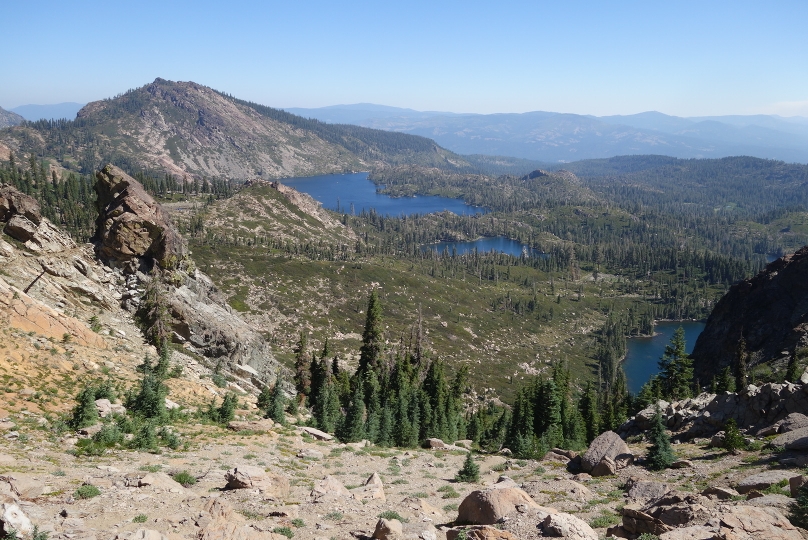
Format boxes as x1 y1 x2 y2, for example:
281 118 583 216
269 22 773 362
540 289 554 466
646 410 675 470
786 349 800 383
293 332 311 399
723 419 745 453
256 385 272 412
338 382 366 442
217 393 237 424
658 327 693 400
70 386 99 429
456 451 480 482
357 290 383 375
268 377 287 426
735 337 748 390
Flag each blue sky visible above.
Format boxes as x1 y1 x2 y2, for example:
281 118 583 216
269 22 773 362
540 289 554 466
2 0 807 116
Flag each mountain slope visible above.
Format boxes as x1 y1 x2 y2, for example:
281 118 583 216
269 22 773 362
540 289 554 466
691 245 808 381
0 106 24 129
0 79 469 180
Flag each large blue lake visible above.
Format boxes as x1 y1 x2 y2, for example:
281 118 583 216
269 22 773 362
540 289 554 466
281 172 486 217
623 321 705 394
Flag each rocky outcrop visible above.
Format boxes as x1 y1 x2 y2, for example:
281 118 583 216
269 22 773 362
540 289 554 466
692 246 808 381
620 379 808 440
580 431 633 475
93 164 187 271
0 184 75 253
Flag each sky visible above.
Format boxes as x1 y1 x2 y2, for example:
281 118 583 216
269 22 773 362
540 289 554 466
2 0 807 117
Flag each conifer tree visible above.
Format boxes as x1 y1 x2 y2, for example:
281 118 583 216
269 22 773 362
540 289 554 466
358 290 383 375
646 410 675 470
338 381 366 442
293 332 311 399
658 327 693 400
786 349 800 383
578 383 600 443
256 384 272 412
455 451 480 483
70 386 99 429
735 337 748 390
268 377 287 426
722 419 745 453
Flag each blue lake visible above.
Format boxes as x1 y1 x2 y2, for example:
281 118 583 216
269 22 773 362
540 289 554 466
623 321 705 394
281 172 486 217
422 237 546 258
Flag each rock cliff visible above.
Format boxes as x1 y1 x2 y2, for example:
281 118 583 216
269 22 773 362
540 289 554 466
93 164 187 272
691 246 808 381
93 165 286 390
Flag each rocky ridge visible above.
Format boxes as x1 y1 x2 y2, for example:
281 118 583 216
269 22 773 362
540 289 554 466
692 246 808 381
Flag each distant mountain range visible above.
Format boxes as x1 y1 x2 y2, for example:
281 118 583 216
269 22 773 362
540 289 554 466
9 102 85 121
285 105 808 163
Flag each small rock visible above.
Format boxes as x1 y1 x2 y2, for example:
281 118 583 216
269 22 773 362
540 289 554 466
373 518 402 540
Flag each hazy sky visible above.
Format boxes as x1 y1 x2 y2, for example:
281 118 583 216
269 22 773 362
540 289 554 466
3 0 807 116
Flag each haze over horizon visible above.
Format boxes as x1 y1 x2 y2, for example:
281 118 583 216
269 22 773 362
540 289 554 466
2 0 807 118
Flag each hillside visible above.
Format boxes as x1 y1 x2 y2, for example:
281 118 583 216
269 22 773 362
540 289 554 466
0 78 470 181
0 106 24 129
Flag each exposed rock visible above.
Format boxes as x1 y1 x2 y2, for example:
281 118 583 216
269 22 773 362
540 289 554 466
297 448 324 460
625 478 670 501
709 432 725 448
581 431 633 473
779 412 808 432
224 465 289 497
372 518 402 540
0 185 41 224
298 426 333 441
701 486 739 500
541 512 598 539
0 502 32 537
522 479 593 509
310 475 351 502
0 474 44 500
590 456 617 477
658 525 715 540
4 214 37 243
671 460 694 469
691 246 808 383
351 472 385 502
228 419 275 432
423 438 448 449
715 504 802 539
119 530 169 540
447 526 518 540
621 506 672 536
198 519 285 540
736 470 794 494
789 474 807 497
95 398 126 418
773 426 808 449
457 485 545 525
93 164 187 269
125 472 184 491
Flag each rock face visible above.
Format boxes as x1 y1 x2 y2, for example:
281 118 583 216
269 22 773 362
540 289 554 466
224 465 289 498
93 164 187 270
691 245 808 381
581 431 633 474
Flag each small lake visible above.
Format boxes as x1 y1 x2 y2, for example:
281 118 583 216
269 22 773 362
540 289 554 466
623 321 705 394
422 237 546 258
281 172 486 217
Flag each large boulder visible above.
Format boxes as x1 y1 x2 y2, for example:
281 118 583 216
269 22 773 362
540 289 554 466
457 484 546 525
715 505 802 539
0 502 32 537
540 512 598 539
372 518 403 540
773 426 808 449
351 471 385 502
581 431 633 474
626 478 671 502
224 465 289 498
93 164 187 269
736 470 794 494
310 475 351 502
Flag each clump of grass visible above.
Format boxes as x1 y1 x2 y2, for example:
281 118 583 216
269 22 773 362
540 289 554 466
443 503 459 512
74 484 101 499
378 510 408 523
325 511 343 521
273 526 294 538
139 464 162 473
291 518 305 527
589 511 620 528
132 514 148 523
411 491 429 498
172 470 197 487
438 485 460 499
